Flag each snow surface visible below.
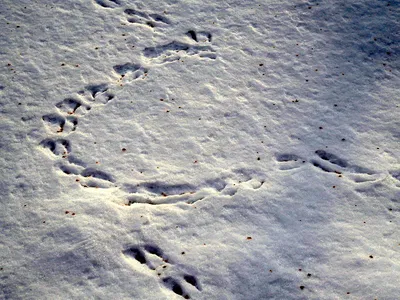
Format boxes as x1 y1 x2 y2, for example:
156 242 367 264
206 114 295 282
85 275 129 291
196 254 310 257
1 0 399 299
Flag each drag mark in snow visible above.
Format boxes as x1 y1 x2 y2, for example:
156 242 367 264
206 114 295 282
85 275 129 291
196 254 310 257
124 177 265 206
122 244 200 298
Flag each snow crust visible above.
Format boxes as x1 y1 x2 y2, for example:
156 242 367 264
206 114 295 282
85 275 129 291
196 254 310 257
1 0 399 299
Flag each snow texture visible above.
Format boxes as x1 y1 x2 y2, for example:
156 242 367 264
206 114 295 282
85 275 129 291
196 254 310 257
1 0 399 299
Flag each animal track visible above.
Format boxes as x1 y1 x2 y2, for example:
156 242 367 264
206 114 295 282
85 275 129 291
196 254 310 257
113 63 148 82
122 244 199 299
85 83 108 98
55 98 90 116
162 277 191 299
56 162 83 176
143 41 216 62
124 8 170 28
40 138 71 157
276 150 388 185
40 136 114 188
93 0 121 9
42 114 78 134
143 30 216 63
315 150 347 168
57 162 115 188
186 30 212 43
124 176 264 205
42 113 66 133
81 168 115 183
276 153 305 170
39 79 120 189
85 84 115 104
124 181 200 205
311 150 376 178
38 6 219 203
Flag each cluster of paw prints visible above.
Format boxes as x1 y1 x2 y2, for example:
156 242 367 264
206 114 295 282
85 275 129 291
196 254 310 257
123 244 201 299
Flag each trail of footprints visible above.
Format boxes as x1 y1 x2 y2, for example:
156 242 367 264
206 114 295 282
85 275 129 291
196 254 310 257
276 149 392 184
39 81 121 188
39 2 217 191
122 244 201 299
39 1 400 201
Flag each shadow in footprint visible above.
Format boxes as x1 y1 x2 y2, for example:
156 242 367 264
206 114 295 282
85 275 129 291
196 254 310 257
123 247 147 264
315 150 348 168
310 160 337 173
163 277 190 299
276 153 305 170
124 8 170 27
57 163 82 175
144 41 190 58
140 181 195 196
42 113 66 133
85 84 108 98
184 274 201 291
186 30 212 43
81 168 115 182
94 0 120 8
56 98 83 114
144 245 164 258
40 138 71 156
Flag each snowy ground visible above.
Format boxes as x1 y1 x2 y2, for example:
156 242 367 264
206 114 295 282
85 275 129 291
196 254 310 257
1 0 399 299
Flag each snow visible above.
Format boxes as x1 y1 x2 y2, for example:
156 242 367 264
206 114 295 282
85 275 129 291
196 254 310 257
1 0 399 299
